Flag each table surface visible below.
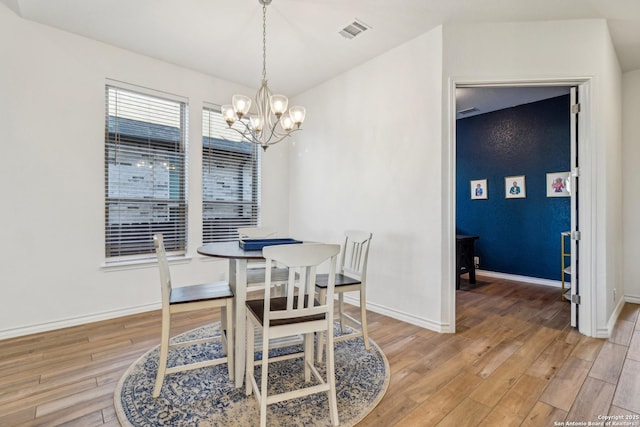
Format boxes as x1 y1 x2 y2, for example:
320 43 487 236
197 241 265 260
456 234 479 241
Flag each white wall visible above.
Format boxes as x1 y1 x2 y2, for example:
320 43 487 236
599 28 624 333
442 19 623 337
288 29 445 329
0 4 290 338
622 69 640 303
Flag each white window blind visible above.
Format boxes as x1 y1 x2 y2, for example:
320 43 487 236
202 106 260 242
105 85 188 261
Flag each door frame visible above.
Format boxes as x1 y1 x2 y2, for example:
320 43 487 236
445 76 594 336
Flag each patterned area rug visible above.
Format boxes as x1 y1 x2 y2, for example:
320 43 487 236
114 322 389 426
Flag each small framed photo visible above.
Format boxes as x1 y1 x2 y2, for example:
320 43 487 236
547 171 570 197
505 175 526 199
470 179 488 200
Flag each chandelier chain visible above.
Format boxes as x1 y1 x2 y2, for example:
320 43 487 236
262 3 267 81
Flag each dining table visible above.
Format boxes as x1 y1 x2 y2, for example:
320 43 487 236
197 241 267 387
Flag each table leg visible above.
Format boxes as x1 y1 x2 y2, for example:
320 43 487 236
230 258 247 388
456 243 461 290
468 248 477 284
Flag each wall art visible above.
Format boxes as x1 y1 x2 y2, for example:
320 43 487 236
505 175 526 199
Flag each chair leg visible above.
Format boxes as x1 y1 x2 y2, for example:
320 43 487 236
338 293 346 333
259 328 270 427
225 301 235 381
360 287 370 351
245 319 254 396
153 310 171 398
221 307 228 356
316 288 327 363
325 321 340 426
304 332 313 382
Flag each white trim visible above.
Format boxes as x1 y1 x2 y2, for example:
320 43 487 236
577 80 596 338
625 295 640 304
101 254 193 271
342 295 449 333
0 303 161 341
105 78 189 103
475 270 562 288
599 296 627 339
445 77 458 334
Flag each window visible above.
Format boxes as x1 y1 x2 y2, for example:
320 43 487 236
202 106 260 242
105 85 187 261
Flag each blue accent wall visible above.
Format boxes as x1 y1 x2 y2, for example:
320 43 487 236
456 95 570 281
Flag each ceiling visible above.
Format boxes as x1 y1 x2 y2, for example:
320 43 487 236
456 86 572 119
2 0 640 98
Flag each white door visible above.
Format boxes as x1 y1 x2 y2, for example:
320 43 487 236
569 86 580 328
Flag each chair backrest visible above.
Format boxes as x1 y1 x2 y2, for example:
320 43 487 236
238 227 277 240
340 230 373 281
238 227 279 276
262 243 340 322
153 234 172 307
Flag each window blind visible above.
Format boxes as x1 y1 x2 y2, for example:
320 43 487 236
105 85 188 261
202 106 261 243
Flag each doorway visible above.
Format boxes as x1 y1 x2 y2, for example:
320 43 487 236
448 79 591 336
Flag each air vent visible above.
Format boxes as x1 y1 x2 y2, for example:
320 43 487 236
339 20 371 39
457 107 479 115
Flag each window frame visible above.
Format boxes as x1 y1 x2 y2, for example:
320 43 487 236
104 83 189 263
202 105 261 243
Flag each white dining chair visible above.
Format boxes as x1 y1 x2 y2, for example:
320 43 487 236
237 226 278 240
316 230 373 359
238 226 289 294
152 234 234 398
245 243 341 427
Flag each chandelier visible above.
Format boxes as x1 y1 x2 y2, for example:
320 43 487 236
221 0 305 151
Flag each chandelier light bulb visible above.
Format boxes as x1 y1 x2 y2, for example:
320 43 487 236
250 115 264 132
232 95 251 118
269 95 288 117
289 106 306 127
280 115 294 131
221 105 237 126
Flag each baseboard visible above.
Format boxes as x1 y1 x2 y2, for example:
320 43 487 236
599 296 627 339
625 295 640 304
6 274 601 342
342 295 449 333
0 303 161 341
595 295 640 340
5 294 449 341
476 270 562 288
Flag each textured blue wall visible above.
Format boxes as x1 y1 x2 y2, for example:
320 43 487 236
456 95 570 281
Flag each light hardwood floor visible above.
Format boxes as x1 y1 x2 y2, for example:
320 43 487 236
1 275 639 426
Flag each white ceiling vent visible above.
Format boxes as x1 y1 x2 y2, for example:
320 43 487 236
457 107 479 115
339 20 371 39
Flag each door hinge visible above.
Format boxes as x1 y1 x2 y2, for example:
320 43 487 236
571 293 581 305
571 230 581 241
571 103 581 114
572 167 580 177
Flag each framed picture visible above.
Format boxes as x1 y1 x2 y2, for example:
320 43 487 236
505 175 526 199
470 179 488 200
546 171 570 197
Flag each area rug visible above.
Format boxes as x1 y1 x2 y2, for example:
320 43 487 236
114 322 389 426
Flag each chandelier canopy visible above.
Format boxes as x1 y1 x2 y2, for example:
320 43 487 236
221 0 305 151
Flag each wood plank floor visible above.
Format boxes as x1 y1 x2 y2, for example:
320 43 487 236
1 275 639 426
